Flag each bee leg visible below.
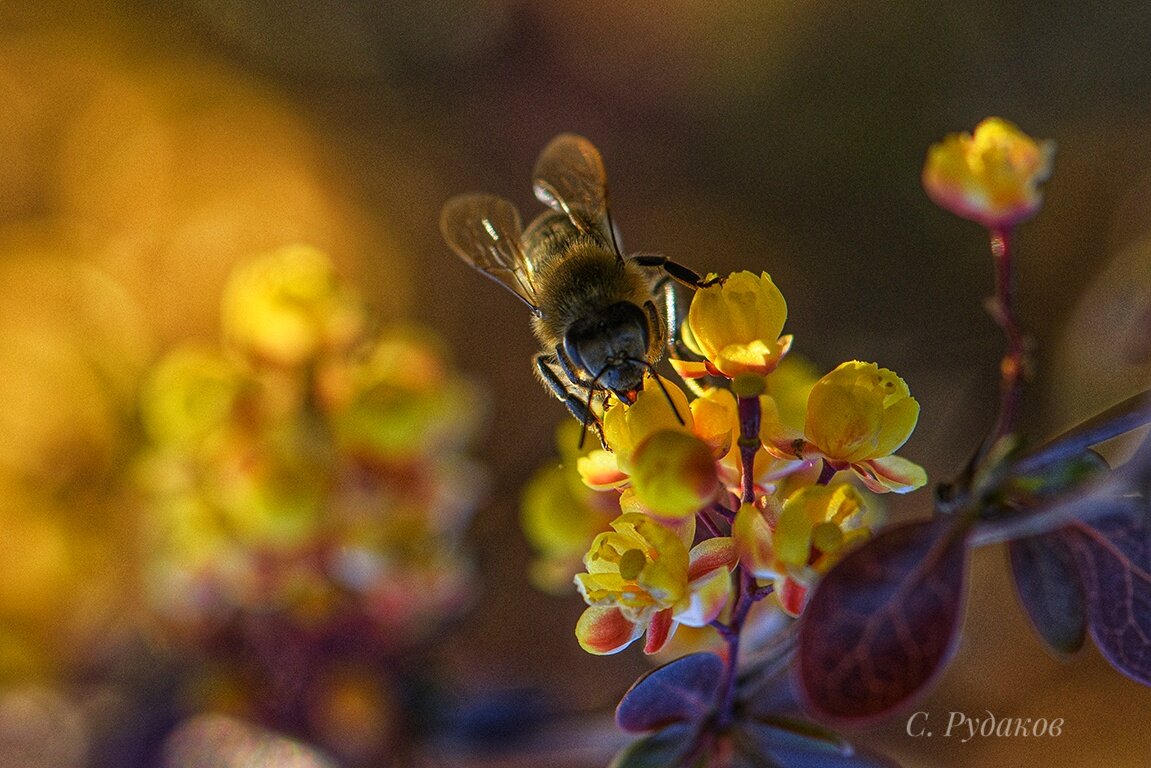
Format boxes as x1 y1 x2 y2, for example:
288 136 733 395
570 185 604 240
553 344 593 390
535 353 605 445
641 299 667 360
631 254 724 290
651 271 713 399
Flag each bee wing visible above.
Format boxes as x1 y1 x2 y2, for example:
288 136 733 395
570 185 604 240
532 133 616 248
440 193 541 313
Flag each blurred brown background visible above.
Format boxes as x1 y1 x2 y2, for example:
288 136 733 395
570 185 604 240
3 0 1151 766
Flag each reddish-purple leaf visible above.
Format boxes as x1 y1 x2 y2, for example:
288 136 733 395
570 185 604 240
797 517 970 723
1062 498 1151 684
615 652 724 733
1008 530 1087 655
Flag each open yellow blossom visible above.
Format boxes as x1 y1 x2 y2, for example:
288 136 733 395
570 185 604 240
797 361 927 493
923 117 1054 229
734 484 871 616
673 271 793 380
575 514 734 655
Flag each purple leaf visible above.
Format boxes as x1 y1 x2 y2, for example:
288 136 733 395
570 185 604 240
797 517 970 723
1008 531 1087 655
1062 498 1151 684
615 652 724 733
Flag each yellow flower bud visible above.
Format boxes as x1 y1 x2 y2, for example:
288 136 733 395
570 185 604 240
805 361 919 465
681 271 792 379
602 374 693 471
629 430 719 521
923 117 1054 229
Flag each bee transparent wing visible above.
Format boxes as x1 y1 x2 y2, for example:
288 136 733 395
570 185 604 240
440 193 541 313
532 133 616 248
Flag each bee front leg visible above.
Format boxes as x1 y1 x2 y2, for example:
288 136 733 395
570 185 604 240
650 269 715 399
535 353 605 445
631 253 724 290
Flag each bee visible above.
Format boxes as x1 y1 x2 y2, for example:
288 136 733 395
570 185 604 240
440 134 713 443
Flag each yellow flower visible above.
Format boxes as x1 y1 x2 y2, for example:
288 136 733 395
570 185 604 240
222 245 364 366
733 484 872 616
674 271 793 380
629 430 719 522
923 117 1054 229
773 484 869 572
575 514 734 655
333 328 480 462
140 346 242 447
578 374 693 488
801 361 927 493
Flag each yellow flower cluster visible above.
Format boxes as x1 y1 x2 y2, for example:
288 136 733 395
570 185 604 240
523 269 927 652
136 246 483 649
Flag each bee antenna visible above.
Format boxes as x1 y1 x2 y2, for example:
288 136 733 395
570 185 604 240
630 358 686 426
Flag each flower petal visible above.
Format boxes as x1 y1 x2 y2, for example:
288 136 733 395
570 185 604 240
643 607 677 654
577 450 629 490
856 455 928 494
675 566 733 627
687 536 737 581
576 605 644 655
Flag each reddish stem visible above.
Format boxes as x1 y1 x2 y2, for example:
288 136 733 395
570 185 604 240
989 227 1027 443
710 393 771 730
737 394 762 505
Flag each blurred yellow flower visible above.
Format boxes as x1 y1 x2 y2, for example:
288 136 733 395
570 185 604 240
140 347 242 447
799 361 926 493
575 514 734 654
922 117 1054 229
334 327 481 462
222 245 364 366
521 424 617 594
674 271 792 379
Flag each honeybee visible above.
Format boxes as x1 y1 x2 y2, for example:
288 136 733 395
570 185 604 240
440 134 712 442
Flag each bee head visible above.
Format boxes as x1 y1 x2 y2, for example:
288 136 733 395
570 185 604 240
563 301 651 394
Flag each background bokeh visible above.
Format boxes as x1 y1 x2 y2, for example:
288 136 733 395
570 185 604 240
3 1 1151 765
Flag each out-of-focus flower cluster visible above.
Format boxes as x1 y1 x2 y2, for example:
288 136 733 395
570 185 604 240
522 270 925 654
134 245 484 754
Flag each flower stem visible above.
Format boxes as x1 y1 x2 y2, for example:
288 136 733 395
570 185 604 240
737 394 762 505
816 459 837 486
711 392 767 730
989 227 1027 444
